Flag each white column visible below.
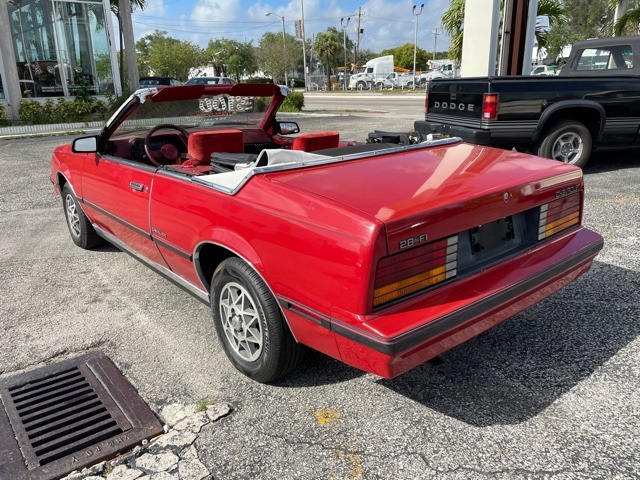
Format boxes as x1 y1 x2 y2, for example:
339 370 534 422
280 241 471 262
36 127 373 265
0 0 22 119
104 0 122 95
460 0 501 77
522 0 538 75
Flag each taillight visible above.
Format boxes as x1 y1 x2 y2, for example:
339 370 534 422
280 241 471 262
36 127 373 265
425 91 429 113
373 235 458 308
538 193 580 240
482 93 499 120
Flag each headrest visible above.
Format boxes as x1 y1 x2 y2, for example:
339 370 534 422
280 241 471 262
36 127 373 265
291 131 340 152
187 129 244 164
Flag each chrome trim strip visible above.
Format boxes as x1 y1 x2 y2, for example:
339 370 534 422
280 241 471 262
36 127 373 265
94 225 210 304
83 199 152 240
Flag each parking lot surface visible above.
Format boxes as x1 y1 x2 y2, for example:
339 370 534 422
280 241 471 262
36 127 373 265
0 110 638 479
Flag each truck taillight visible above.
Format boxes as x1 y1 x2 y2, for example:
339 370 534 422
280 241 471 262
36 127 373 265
482 93 499 120
425 92 429 113
373 235 458 308
538 193 581 240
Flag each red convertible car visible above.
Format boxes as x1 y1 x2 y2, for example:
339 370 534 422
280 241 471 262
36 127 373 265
51 83 603 382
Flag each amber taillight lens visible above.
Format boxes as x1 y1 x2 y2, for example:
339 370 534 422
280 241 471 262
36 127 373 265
373 235 458 308
482 93 499 120
538 193 580 240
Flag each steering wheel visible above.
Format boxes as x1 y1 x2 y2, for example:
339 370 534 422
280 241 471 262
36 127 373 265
144 123 190 167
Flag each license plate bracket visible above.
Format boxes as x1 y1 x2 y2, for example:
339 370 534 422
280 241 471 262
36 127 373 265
470 215 522 261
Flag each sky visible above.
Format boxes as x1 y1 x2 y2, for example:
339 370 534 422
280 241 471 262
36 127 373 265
129 0 451 54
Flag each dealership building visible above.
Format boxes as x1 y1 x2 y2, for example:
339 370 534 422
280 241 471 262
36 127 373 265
0 0 121 120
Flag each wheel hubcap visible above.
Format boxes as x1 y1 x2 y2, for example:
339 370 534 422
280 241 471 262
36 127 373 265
552 132 583 164
65 194 81 238
219 282 263 362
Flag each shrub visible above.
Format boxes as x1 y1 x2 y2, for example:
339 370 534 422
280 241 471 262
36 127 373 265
245 77 273 84
19 95 113 125
0 103 10 127
280 92 304 112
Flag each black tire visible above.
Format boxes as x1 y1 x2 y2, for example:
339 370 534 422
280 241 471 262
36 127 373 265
211 257 305 383
406 81 414 89
357 81 367 91
61 183 104 249
375 82 384 90
536 120 592 168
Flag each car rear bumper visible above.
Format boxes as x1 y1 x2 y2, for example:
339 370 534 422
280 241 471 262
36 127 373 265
414 120 492 144
281 227 603 378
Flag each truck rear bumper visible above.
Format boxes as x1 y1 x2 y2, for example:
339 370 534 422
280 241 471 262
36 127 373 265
415 120 491 144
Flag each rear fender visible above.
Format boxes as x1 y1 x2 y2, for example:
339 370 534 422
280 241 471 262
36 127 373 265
533 100 606 144
193 227 264 291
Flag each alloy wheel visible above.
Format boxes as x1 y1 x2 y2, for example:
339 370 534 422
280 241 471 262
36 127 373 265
219 281 263 361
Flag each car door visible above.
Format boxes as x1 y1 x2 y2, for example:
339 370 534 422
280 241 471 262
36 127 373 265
80 154 169 267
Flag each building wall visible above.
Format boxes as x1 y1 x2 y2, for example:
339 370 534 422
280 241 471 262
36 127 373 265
0 0 119 120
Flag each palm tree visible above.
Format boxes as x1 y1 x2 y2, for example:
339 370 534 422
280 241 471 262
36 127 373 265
612 0 640 35
442 0 565 62
110 0 146 89
314 28 342 90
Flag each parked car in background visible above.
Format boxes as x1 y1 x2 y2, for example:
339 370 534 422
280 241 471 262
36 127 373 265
531 65 558 75
51 82 603 383
139 76 183 87
185 77 235 85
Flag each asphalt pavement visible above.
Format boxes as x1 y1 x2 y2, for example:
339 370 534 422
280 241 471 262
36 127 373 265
0 108 638 479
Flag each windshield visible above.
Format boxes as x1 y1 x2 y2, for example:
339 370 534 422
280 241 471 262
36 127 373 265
111 92 272 139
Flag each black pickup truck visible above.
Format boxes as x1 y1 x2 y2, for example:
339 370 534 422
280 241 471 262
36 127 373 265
414 36 640 167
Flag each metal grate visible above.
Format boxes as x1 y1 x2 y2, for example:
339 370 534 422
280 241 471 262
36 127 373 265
0 351 163 480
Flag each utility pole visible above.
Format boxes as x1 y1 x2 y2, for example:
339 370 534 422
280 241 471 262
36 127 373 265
354 7 362 66
265 12 287 85
412 4 424 89
433 27 441 60
301 0 307 90
341 17 350 90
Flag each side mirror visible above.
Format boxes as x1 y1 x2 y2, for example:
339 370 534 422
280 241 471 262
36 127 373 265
72 136 98 153
278 122 300 135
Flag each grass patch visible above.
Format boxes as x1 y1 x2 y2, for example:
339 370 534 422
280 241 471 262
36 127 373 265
196 399 217 412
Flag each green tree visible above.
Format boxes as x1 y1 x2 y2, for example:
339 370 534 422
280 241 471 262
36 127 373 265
256 32 303 83
110 0 147 88
314 27 343 90
205 39 257 81
380 43 430 70
545 0 612 60
612 0 640 35
136 31 205 81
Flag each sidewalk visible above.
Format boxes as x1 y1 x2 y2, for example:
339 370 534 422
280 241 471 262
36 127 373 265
0 120 104 139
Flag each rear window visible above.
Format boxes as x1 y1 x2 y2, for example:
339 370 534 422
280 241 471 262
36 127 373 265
573 45 632 71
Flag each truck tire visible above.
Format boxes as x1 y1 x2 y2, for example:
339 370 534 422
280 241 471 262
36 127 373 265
375 82 385 90
537 120 592 168
211 257 305 383
356 81 367 91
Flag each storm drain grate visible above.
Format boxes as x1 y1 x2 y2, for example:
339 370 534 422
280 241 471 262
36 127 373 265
0 351 163 480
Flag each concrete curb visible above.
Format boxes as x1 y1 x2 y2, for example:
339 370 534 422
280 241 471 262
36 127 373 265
0 121 104 139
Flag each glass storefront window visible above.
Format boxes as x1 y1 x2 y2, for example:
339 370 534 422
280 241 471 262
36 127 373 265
8 0 115 98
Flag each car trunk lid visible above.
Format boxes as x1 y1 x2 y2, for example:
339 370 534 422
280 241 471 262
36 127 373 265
267 143 582 255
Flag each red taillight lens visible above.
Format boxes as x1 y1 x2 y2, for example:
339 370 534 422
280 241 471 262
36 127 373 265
538 193 581 240
373 235 458 308
482 93 499 120
425 91 429 112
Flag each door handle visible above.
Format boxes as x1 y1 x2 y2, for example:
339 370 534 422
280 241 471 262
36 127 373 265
130 181 145 192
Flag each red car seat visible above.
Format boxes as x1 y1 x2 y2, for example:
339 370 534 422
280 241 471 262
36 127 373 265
185 129 244 166
291 131 339 152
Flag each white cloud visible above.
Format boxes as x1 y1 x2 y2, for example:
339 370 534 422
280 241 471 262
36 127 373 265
130 0 450 53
